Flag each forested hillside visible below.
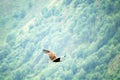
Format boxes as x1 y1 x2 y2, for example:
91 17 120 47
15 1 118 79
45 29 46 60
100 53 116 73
0 0 120 80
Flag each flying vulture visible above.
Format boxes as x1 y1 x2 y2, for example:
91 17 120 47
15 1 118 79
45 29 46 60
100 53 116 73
43 49 63 62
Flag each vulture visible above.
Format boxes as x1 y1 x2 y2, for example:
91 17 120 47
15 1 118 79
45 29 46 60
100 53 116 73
43 49 63 62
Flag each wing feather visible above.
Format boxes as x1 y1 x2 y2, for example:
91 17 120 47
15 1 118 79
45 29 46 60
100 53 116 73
43 49 57 61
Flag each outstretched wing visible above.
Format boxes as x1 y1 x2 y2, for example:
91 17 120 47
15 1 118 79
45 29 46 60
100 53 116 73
43 49 50 53
43 49 57 61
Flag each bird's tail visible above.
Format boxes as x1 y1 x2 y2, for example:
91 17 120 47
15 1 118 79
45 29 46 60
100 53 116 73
43 49 50 53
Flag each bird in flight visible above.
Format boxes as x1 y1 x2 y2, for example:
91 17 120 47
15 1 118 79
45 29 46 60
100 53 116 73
43 49 63 62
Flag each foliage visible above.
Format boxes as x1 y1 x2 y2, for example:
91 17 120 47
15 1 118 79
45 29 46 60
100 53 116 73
0 0 120 80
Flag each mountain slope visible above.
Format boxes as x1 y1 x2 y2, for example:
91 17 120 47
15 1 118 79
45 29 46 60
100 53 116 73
0 0 120 80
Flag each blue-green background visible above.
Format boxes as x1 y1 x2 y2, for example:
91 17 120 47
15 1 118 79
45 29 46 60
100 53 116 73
0 0 120 80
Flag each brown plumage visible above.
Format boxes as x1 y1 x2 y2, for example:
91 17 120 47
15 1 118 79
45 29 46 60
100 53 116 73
43 49 61 62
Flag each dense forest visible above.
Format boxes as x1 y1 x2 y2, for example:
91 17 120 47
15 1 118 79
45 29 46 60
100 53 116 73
0 0 120 80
